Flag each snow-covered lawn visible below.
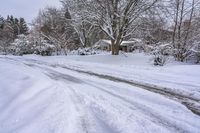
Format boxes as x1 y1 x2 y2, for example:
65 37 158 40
0 53 200 133
17 53 200 100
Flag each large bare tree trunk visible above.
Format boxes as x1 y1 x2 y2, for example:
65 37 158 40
172 0 180 45
115 45 119 55
111 0 119 55
177 0 185 42
176 0 185 61
111 40 115 55
111 41 119 55
183 0 194 46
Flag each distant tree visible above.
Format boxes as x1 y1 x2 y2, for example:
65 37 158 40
169 0 199 62
13 18 20 36
0 15 29 54
19 18 28 35
5 15 28 37
62 0 159 55
33 7 81 54
0 21 15 54
0 15 4 29
135 11 170 45
9 15 14 24
61 1 103 47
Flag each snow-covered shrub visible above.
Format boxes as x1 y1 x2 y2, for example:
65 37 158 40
69 47 107 56
130 43 145 53
78 48 95 55
190 43 200 63
153 54 168 66
34 40 56 56
10 34 34 55
9 35 56 56
151 43 171 66
173 43 191 62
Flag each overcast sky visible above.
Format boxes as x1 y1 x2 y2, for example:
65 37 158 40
0 0 61 23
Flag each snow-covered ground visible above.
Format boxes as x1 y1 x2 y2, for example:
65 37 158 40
0 53 200 133
15 53 200 100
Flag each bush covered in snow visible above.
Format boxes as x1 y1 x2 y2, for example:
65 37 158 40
151 43 171 66
69 47 108 56
8 34 56 56
10 34 34 55
153 54 168 66
189 43 200 64
34 40 56 56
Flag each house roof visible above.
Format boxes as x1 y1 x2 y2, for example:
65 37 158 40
96 39 142 46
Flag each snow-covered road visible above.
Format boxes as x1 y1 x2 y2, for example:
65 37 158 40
0 57 200 133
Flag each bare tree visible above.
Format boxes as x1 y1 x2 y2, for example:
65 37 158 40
62 0 158 55
0 20 14 54
61 1 104 47
33 7 81 55
170 0 199 61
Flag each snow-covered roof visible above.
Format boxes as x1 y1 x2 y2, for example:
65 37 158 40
101 40 111 44
95 39 141 46
120 41 137 46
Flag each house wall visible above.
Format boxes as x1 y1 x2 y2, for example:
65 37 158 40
108 45 111 51
127 46 131 52
97 40 111 51
96 40 141 52
120 46 128 52
100 45 110 51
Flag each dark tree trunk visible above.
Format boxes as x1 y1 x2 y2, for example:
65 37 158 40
115 45 119 55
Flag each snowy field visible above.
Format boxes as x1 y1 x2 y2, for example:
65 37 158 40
16 53 200 100
0 53 200 133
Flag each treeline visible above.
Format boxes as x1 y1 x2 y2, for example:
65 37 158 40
0 15 28 39
0 0 200 63
30 7 107 55
0 15 28 54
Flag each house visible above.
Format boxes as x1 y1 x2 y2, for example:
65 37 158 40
94 39 142 52
94 40 112 51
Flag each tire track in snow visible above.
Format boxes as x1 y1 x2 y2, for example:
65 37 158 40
22 61 168 132
29 62 188 132
78 81 190 133
22 58 200 117
4 57 200 132
28 62 118 133
68 87 121 133
53 63 200 117
67 87 93 133
12 57 199 117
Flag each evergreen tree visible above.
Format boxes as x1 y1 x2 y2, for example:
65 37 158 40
5 16 29 37
14 18 19 24
19 18 28 35
14 18 20 35
6 15 10 21
9 15 14 24
0 15 4 29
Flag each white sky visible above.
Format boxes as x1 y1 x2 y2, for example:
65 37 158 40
0 0 61 23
